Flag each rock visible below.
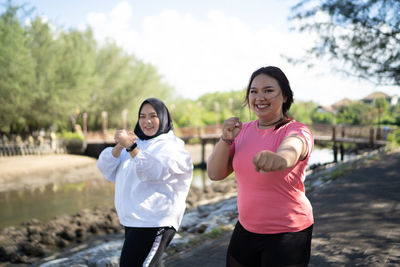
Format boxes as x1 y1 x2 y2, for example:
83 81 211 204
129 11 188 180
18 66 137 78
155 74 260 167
28 233 42 243
23 218 41 226
58 227 76 241
40 240 122 267
179 212 200 231
19 242 46 257
91 256 120 267
40 231 57 245
27 225 41 235
0 244 18 261
57 239 69 248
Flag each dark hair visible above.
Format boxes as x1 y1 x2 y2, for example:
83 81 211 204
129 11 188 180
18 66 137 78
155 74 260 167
245 66 294 115
244 66 294 129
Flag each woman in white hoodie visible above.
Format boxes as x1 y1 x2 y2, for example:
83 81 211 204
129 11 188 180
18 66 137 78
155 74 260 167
97 98 193 267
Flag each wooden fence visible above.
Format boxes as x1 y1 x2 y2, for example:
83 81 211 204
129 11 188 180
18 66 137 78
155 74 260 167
1 123 393 158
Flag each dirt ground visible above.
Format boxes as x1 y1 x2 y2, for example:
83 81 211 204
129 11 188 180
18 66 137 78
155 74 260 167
0 154 103 193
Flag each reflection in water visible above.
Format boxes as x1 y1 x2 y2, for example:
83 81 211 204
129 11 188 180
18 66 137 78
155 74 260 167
0 179 115 229
191 168 212 188
308 148 356 167
0 171 210 230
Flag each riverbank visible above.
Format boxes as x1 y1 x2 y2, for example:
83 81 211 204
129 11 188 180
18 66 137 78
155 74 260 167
0 178 238 265
0 155 102 193
0 152 236 265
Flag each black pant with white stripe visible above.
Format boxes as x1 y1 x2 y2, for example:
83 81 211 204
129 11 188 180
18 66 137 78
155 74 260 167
120 226 176 267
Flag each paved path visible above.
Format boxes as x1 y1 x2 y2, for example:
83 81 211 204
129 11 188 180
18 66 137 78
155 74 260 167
166 151 400 266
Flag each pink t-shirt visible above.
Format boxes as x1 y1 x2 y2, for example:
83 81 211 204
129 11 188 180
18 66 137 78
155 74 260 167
231 120 314 234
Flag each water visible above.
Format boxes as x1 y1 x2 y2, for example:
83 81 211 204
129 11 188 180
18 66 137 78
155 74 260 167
0 148 340 230
0 170 214 230
308 148 356 168
0 179 115 229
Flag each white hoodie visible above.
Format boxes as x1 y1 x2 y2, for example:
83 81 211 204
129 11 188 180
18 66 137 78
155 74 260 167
97 131 193 230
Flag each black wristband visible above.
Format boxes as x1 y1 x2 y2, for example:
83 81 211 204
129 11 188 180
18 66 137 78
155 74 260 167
126 142 137 152
220 135 233 145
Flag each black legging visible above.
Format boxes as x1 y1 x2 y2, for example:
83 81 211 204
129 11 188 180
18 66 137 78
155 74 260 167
120 226 176 267
227 222 313 267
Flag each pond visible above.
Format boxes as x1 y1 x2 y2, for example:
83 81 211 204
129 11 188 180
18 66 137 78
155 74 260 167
0 148 347 230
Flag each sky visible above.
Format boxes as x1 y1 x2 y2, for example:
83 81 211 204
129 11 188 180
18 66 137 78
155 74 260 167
8 0 399 106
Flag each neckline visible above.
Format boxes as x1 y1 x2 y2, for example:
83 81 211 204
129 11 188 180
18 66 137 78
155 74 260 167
253 120 275 132
257 117 284 129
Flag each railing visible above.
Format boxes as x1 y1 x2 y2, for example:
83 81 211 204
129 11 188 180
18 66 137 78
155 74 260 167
310 123 389 146
0 135 65 157
83 124 390 145
1 124 391 159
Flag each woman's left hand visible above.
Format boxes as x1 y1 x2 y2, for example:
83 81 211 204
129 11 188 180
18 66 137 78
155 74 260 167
253 150 288 173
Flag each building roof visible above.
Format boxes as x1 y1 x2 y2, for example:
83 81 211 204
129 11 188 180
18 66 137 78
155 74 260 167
362 91 390 100
331 98 354 109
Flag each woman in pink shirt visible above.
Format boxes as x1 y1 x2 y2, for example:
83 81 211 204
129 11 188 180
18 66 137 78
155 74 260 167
207 66 314 267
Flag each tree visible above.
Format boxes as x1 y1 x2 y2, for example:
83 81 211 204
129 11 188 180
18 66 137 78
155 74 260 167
90 41 174 130
198 90 254 123
336 102 375 125
374 98 389 125
388 104 400 125
25 17 66 131
288 101 317 125
0 2 35 134
289 0 400 86
0 2 174 134
311 110 335 124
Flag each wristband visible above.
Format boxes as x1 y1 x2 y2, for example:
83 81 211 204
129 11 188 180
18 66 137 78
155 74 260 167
220 135 233 145
126 142 137 152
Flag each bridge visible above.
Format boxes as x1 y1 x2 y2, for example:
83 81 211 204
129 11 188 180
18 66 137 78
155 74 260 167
86 124 388 145
84 124 389 166
0 124 389 161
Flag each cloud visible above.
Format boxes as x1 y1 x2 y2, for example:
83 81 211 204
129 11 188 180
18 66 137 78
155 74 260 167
85 2 309 95
87 1 137 44
85 1 398 106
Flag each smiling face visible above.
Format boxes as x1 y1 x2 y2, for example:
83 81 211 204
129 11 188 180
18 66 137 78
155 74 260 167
139 103 160 137
248 74 286 124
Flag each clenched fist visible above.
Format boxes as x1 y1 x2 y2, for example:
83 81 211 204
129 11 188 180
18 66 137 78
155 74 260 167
221 117 242 142
253 150 288 173
114 129 137 148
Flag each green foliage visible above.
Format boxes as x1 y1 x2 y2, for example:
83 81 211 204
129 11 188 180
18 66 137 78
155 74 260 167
0 2 174 135
171 99 204 127
57 131 86 154
0 2 35 133
57 131 84 141
171 90 253 128
336 102 375 125
387 128 400 145
288 101 316 124
311 112 334 124
389 104 400 125
373 98 390 125
290 0 400 86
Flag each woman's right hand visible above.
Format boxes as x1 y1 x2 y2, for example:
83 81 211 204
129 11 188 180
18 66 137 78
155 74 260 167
114 129 137 148
221 117 242 142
